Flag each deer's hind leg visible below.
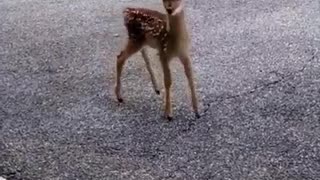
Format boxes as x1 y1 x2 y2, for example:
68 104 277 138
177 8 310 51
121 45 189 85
115 39 143 102
141 48 160 95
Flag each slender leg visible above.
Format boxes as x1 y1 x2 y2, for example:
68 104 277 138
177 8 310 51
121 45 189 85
115 39 142 102
160 55 173 120
141 48 160 94
179 53 200 118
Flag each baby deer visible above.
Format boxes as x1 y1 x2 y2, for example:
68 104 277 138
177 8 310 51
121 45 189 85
115 0 200 120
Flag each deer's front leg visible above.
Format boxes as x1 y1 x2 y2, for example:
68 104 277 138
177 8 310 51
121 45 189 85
179 53 200 118
160 55 173 120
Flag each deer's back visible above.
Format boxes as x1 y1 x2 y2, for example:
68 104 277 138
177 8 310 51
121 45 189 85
123 8 168 44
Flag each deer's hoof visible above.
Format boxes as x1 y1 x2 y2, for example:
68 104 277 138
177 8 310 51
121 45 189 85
195 112 201 119
165 115 173 121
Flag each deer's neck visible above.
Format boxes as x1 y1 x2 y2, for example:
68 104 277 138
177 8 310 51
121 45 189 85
168 10 188 37
166 10 190 54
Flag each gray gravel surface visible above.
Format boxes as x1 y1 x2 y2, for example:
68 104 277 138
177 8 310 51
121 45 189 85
1 0 320 179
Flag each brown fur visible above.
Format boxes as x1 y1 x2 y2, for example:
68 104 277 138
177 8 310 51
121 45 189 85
115 1 200 120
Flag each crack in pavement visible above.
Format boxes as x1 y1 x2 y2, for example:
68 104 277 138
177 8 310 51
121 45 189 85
199 48 319 118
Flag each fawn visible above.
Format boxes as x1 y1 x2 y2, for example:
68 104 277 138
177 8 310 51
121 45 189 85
115 0 200 120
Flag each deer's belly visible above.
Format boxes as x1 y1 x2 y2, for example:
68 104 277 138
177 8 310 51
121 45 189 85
145 36 159 49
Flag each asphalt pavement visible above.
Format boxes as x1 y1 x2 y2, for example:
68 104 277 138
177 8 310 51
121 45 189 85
1 0 320 179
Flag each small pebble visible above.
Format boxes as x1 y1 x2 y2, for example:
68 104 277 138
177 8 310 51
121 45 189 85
113 34 119 37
